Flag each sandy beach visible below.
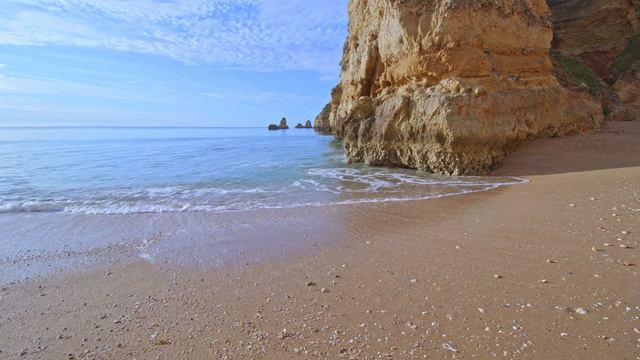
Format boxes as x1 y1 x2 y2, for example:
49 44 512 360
1 121 639 359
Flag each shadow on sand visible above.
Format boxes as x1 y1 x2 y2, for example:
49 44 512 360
492 121 640 177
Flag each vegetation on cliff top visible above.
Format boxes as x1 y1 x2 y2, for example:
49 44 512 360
551 50 604 96
608 32 640 83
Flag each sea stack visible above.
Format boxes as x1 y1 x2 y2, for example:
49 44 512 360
317 0 619 175
305 120 312 129
295 123 304 129
279 117 289 130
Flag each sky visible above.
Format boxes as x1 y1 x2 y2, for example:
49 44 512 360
0 0 348 127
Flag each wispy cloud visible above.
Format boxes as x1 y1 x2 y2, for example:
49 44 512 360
0 0 347 74
0 95 199 126
0 63 13 90
0 68 184 105
201 89 318 104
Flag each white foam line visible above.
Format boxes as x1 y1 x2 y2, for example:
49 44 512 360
0 177 529 215
122 177 530 214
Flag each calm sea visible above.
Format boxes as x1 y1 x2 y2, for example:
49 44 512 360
0 127 524 215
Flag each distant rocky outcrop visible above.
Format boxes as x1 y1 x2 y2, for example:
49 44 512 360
316 0 603 175
279 117 289 130
268 117 290 130
305 120 312 129
295 123 304 129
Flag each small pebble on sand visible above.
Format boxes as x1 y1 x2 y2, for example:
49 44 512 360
442 342 458 353
575 308 588 315
406 321 418 330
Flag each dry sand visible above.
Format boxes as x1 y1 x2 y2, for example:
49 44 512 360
1 121 639 359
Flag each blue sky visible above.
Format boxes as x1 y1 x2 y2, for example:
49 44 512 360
0 0 347 127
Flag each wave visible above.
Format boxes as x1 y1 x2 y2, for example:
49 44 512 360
0 168 528 215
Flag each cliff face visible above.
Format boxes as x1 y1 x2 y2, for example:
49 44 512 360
321 0 602 175
549 0 639 78
314 100 333 133
614 59 640 118
549 0 639 121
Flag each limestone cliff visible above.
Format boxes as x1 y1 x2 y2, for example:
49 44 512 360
612 36 640 119
314 102 332 133
320 0 603 175
549 0 639 78
549 0 639 121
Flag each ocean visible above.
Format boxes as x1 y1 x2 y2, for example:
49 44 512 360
0 127 525 215
0 127 530 282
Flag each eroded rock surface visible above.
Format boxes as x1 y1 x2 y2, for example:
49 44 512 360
320 0 603 175
550 0 639 78
615 67 640 118
549 0 639 121
314 102 333 133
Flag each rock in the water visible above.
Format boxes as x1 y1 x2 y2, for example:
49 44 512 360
295 123 304 129
318 0 604 175
305 120 312 128
279 117 289 130
268 124 279 131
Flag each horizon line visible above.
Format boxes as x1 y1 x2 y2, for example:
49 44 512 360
0 126 269 129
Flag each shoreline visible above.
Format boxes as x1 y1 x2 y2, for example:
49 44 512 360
1 121 638 359
0 177 527 285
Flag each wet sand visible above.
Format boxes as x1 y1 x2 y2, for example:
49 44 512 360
1 121 639 359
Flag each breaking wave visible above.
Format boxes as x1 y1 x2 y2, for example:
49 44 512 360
0 168 527 215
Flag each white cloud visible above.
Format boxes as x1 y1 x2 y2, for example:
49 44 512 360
0 0 348 74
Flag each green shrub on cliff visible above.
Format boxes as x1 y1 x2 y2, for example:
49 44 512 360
551 50 603 96
608 33 640 83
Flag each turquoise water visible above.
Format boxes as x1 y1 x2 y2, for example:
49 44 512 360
0 127 525 214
